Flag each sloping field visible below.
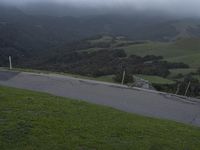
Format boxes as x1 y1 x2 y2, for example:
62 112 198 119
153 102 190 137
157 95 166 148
124 38 200 68
0 86 200 150
136 74 175 84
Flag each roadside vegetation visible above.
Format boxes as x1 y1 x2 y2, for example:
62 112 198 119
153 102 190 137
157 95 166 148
135 75 175 85
0 86 200 150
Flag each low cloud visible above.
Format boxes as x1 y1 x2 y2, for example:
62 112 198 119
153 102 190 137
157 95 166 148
1 0 200 17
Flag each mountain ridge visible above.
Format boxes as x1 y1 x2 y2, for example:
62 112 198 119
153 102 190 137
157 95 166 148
1 6 200 68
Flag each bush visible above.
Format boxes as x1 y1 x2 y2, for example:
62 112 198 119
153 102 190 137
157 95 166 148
113 71 134 84
177 75 200 97
153 84 177 93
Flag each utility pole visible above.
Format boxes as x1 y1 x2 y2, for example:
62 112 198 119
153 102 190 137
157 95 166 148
121 69 126 85
184 81 191 96
9 56 12 70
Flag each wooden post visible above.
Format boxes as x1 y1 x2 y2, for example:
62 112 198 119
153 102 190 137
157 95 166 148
121 70 126 85
9 56 12 70
184 81 191 96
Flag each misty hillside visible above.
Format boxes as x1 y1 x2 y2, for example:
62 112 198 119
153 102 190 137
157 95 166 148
1 6 200 43
1 5 200 97
1 5 200 66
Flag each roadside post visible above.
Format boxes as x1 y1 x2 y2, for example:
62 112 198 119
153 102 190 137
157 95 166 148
184 81 191 96
9 56 12 70
121 69 126 85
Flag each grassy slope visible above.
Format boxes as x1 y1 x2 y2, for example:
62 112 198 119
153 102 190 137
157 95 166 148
124 38 200 68
89 36 113 44
169 68 197 77
85 37 200 78
193 75 200 81
136 75 175 84
0 86 200 150
1 67 116 83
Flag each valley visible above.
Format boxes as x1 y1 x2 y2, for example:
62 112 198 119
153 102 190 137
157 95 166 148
1 2 200 149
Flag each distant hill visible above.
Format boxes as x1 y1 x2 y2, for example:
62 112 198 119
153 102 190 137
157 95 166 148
1 5 200 43
1 5 200 69
122 38 200 68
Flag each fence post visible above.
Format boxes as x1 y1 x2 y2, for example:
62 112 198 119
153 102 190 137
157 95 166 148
184 81 191 96
9 56 12 70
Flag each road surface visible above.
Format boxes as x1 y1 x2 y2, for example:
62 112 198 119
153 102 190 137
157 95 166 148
0 70 200 127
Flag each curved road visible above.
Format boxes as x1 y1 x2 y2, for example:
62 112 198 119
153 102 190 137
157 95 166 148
0 70 200 127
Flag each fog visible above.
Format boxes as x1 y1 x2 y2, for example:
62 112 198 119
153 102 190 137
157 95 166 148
1 0 200 17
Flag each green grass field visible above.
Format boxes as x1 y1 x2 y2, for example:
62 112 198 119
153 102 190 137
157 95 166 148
89 36 113 44
84 37 200 78
123 38 200 68
169 68 197 77
136 75 175 84
0 86 200 150
193 75 200 81
96 75 115 83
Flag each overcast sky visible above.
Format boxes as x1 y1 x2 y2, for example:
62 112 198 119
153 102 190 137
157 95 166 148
1 0 200 17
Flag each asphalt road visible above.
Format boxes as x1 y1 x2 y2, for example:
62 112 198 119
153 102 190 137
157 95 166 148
0 70 200 127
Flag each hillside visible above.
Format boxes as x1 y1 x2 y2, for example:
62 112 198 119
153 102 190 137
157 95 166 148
1 6 200 54
0 85 200 149
80 36 200 70
1 6 200 65
1 6 200 96
123 38 200 68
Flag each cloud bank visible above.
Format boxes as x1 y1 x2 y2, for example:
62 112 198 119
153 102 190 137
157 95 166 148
1 0 200 17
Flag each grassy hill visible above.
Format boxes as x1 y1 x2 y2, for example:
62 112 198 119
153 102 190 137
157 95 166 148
136 74 175 84
0 86 200 149
85 36 200 69
82 36 200 81
123 38 200 68
1 6 200 81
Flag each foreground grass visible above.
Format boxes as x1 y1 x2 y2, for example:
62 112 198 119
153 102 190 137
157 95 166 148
0 86 200 149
